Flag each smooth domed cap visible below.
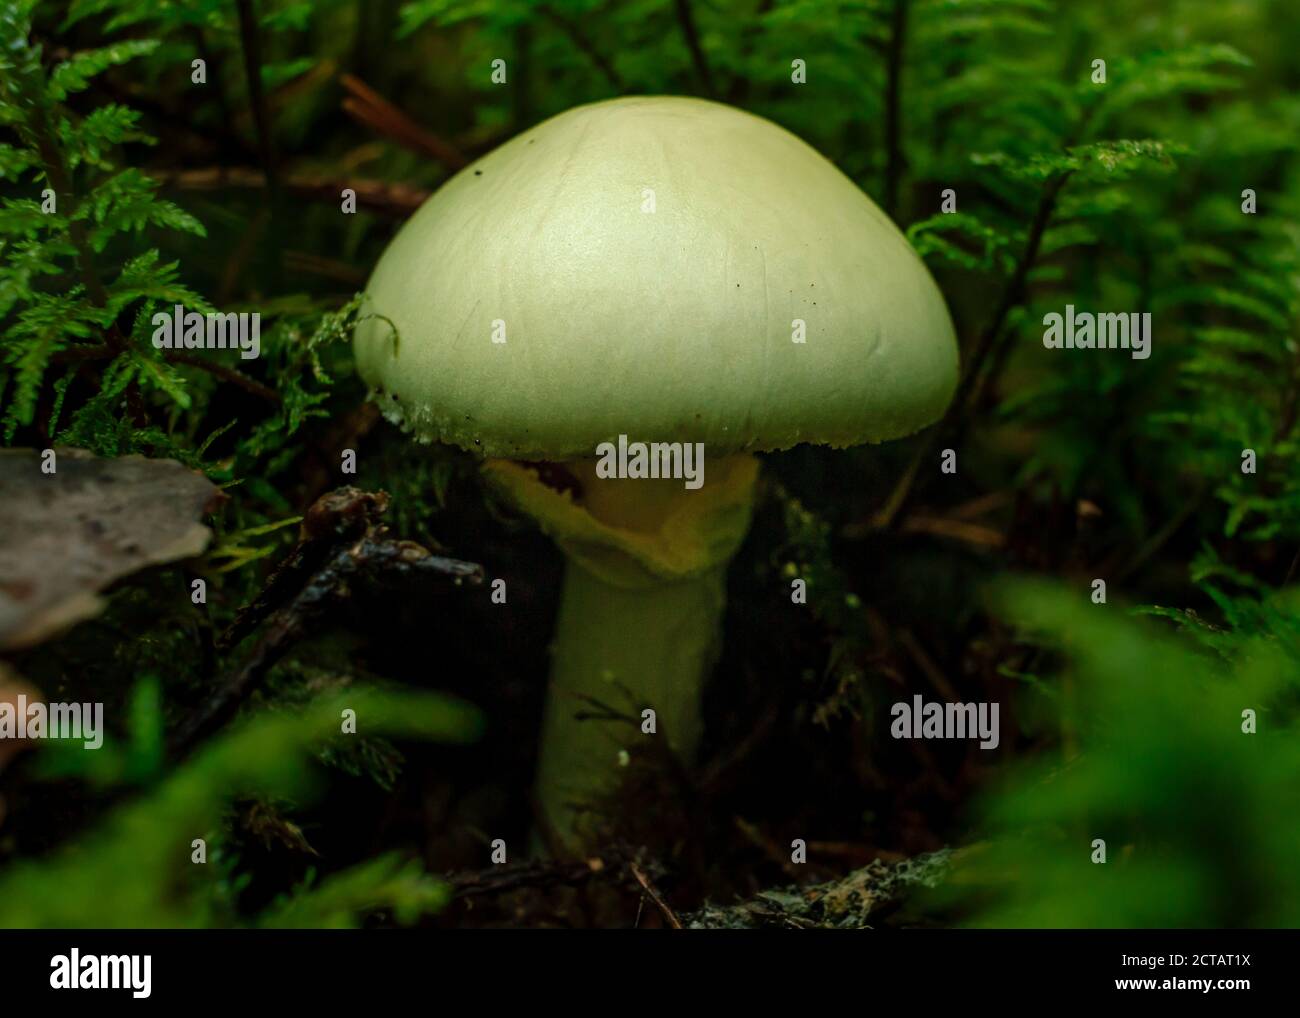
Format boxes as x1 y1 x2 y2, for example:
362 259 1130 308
354 96 958 460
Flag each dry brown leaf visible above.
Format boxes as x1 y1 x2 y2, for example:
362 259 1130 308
0 447 224 650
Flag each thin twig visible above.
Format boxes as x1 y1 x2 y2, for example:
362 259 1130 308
900 514 1004 548
512 20 533 128
152 165 430 218
630 861 683 929
446 848 662 905
49 344 113 364
449 856 616 899
282 250 368 285
170 488 483 756
219 488 390 652
673 0 717 98
873 170 1074 530
540 5 624 91
164 351 283 404
734 816 804 880
956 169 1074 422
881 0 909 218
340 73 470 170
188 25 234 128
726 0 775 103
897 627 960 701
235 0 278 198
1113 485 1206 583
697 692 779 795
49 343 283 404
219 205 266 303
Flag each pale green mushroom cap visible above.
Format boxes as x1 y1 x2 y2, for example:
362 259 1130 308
354 95 958 461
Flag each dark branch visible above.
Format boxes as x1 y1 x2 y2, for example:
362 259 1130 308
725 0 775 104
170 488 484 756
630 861 683 928
673 0 717 98
50 343 283 404
165 351 283 404
447 848 659 902
152 165 431 218
235 0 279 198
540 5 625 91
340 74 470 170
872 170 1074 530
881 0 909 218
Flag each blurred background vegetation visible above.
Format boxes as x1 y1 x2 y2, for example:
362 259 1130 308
0 0 1297 927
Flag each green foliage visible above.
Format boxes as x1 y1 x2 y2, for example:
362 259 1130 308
0 5 200 442
235 293 375 476
259 855 450 928
48 39 160 99
935 578 1300 927
2 0 1298 930
0 687 481 928
1152 207 1300 540
0 2 355 473
896 4 1300 544
907 212 1015 274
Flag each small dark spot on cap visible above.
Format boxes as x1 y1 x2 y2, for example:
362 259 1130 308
474 170 483 176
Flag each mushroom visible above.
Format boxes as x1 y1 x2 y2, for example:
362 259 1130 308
354 96 958 849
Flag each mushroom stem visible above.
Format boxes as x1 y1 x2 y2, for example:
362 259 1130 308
536 555 727 846
483 453 759 850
